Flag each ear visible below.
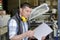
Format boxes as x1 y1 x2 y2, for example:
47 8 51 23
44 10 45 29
20 8 22 13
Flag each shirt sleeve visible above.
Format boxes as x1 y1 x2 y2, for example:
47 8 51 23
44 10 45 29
9 19 18 39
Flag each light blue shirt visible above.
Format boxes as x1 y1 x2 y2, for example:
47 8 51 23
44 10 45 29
9 19 28 40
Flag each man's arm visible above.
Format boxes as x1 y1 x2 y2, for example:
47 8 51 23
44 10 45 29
10 30 34 40
10 32 27 40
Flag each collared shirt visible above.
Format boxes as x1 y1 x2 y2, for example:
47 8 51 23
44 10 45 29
9 19 28 40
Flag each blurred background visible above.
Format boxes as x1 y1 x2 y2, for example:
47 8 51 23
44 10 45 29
0 0 59 40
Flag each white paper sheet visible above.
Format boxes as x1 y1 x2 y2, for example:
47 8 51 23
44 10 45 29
33 23 53 40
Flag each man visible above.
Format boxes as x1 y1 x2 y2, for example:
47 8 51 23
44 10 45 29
8 2 45 40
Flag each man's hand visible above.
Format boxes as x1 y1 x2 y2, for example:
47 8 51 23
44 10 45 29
25 30 46 40
25 30 34 37
41 36 46 40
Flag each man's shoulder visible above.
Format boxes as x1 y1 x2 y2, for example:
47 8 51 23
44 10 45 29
9 15 17 22
9 19 17 24
9 15 21 24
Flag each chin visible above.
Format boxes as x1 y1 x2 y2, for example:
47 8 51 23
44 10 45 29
25 16 28 18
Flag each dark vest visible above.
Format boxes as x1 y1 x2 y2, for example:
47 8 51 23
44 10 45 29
7 14 23 40
7 13 30 40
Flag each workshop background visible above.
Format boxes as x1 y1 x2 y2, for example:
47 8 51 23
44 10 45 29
0 0 60 40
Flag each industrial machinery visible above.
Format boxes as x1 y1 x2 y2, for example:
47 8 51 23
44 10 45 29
0 15 10 27
0 11 10 40
29 3 58 40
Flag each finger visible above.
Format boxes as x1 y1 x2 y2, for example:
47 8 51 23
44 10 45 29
42 36 46 40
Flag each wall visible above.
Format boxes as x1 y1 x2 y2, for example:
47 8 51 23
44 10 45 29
8 0 19 11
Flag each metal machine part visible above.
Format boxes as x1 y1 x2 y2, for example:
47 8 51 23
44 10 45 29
58 0 60 38
29 3 49 20
0 15 10 27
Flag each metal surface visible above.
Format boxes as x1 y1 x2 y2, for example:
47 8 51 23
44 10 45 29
58 0 60 29
58 0 60 37
0 15 10 27
0 26 7 35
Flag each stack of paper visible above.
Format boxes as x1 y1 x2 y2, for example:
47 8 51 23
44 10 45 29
34 23 53 40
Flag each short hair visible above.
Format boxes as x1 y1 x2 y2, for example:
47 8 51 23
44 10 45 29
20 2 31 8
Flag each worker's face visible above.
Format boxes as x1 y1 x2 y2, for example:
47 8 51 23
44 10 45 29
20 7 32 18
